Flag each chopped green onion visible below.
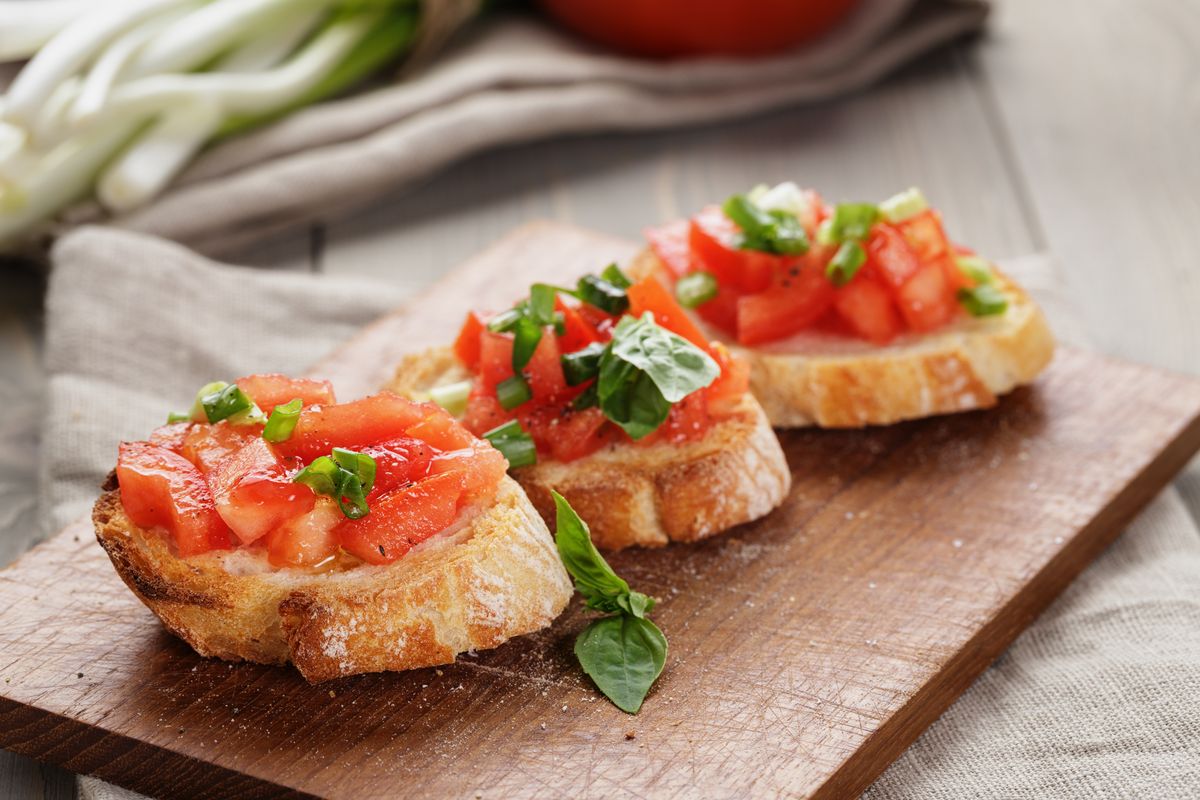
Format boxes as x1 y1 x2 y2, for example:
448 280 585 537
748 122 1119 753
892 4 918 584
561 342 607 386
748 181 811 220
553 311 566 337
199 383 264 425
722 193 809 255
511 315 543 372
487 307 523 333
496 375 532 410
293 447 378 520
572 381 599 410
529 283 558 326
601 263 632 289
429 380 472 417
483 420 537 469
674 272 718 308
957 285 1009 317
879 187 929 223
955 255 994 285
825 241 867 286
577 274 630 315
166 411 191 424
815 218 836 246
263 398 302 443
827 203 880 243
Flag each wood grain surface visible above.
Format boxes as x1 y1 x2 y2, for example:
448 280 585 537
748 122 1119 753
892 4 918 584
2 224 1200 800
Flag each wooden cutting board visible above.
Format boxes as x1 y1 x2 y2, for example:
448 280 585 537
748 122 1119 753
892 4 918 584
3 223 1200 800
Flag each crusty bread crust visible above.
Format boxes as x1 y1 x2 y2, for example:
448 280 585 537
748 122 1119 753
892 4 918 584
389 352 792 550
629 248 1055 428
93 475 572 683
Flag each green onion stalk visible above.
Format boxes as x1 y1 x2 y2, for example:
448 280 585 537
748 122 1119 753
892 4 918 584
0 0 481 252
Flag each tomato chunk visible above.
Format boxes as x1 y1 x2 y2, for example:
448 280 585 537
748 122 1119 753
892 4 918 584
117 442 232 556
337 472 464 565
477 331 515 393
453 311 487 370
148 422 190 453
736 262 834 345
209 438 315 545
555 297 601 353
236 374 335 411
706 345 749 413
181 422 259 475
689 205 780 293
645 220 693 278
462 389 511 437
524 332 568 403
834 274 902 345
693 281 742 335
361 437 435 498
895 260 956 333
627 275 712 352
273 392 431 463
429 440 508 501
264 498 341 568
895 209 950 262
865 223 920 289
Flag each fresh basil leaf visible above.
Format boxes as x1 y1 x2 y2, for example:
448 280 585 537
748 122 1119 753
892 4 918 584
575 615 667 714
552 491 630 608
608 313 719 403
597 356 672 440
572 381 599 410
616 590 656 619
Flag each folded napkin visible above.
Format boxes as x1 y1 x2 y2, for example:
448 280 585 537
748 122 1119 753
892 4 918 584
84 0 989 256
41 226 1197 799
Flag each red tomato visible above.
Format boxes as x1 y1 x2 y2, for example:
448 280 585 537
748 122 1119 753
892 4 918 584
647 389 711 444
736 262 835 345
337 472 464 565
361 438 434 497
865 223 920 288
937 252 974 293
575 303 618 340
453 311 487 370
180 422 259 474
627 275 713 352
148 422 191 453
895 260 956 333
523 404 614 463
895 210 950 262
235 374 335 411
209 438 314 546
428 440 508 501
555 297 601 353
405 408 476 451
477 331 515 393
694 282 742 335
706 345 749 414
644 220 693 277
462 390 511 438
523 332 568 403
539 0 861 58
833 275 902 345
273 392 430 464
689 205 780 293
264 499 341 568
117 441 232 556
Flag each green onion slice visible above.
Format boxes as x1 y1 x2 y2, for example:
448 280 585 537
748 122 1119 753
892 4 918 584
827 203 880 243
879 187 929 223
577 274 630 315
510 315 543 372
263 398 303 443
601 263 633 289
293 447 378 520
722 193 809 255
429 380 472 417
675 272 718 308
496 375 532 410
166 411 192 424
332 447 376 494
957 284 1009 317
486 307 524 333
482 419 538 469
561 341 607 386
825 240 867 286
198 383 264 425
955 255 994 285
529 283 558 326
293 456 340 497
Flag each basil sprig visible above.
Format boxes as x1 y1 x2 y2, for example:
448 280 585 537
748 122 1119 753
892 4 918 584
722 193 810 255
596 313 720 440
293 447 377 520
553 492 666 714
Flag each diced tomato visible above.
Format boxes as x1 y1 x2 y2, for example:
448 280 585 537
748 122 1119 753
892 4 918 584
272 392 430 464
895 260 956 333
477 331 515 393
522 404 614 463
148 422 191 453
405 408 475 451
264 498 341 568
523 332 567 403
337 472 464 565
833 274 902 345
428 440 508 501
209 438 315 545
895 209 950 262
937 252 974 293
694 281 742 335
647 389 710 444
117 441 232 556
865 223 920 289
736 261 835 346
706 345 749 414
644 220 693 277
181 422 260 474
235 374 335 411
361 437 434 497
689 205 780 293
462 389 511 437
575 303 618 340
453 311 487 370
627 275 712 352
555 297 601 353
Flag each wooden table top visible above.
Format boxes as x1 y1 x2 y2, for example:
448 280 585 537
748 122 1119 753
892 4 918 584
3 1 1198 797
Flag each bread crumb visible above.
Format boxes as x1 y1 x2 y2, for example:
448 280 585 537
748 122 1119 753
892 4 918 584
435 669 444 676
624 730 636 740
76 672 84 679
540 722 546 730
561 704 568 712
328 690 336 698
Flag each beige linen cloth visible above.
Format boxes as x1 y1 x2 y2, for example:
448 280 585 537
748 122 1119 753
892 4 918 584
43 227 1200 799
81 0 991 256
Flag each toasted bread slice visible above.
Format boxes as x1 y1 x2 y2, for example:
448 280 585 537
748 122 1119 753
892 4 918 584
630 248 1055 428
93 475 572 683
388 350 792 550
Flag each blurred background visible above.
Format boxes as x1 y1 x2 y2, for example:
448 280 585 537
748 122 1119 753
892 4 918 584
1 0 1197 796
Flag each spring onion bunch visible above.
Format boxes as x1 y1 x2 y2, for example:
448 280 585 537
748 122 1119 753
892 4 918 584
0 0 428 250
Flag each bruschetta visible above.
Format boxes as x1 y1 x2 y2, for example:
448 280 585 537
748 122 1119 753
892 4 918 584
389 266 792 551
635 184 1055 427
92 374 572 683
